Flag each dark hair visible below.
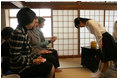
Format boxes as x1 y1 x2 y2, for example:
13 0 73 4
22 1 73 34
1 27 14 40
17 7 36 27
38 17 45 24
74 17 90 28
115 21 117 23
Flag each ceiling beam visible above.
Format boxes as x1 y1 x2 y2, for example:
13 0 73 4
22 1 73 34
1 2 117 10
10 1 24 8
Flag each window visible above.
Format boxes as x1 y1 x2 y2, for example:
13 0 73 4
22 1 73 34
9 8 52 37
105 10 117 35
9 9 19 29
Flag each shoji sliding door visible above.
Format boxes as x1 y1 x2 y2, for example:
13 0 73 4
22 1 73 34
52 10 78 57
105 10 117 35
52 10 117 56
80 10 104 53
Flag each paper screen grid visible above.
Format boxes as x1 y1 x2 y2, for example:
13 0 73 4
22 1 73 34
53 10 78 56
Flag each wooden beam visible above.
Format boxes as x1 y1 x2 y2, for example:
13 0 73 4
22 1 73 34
10 1 24 8
1 2 117 10
51 5 117 10
1 2 18 9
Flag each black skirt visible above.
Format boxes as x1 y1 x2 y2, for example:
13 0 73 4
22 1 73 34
101 32 117 62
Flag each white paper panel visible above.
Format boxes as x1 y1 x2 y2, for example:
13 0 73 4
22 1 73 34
54 45 58 49
64 45 68 50
59 45 63 50
59 34 63 38
63 10 68 15
53 10 58 15
74 45 78 49
59 40 63 44
69 45 73 50
68 10 73 15
53 10 78 56
69 39 73 44
53 16 58 21
64 39 69 44
69 16 73 21
58 22 63 27
69 50 73 55
74 39 78 44
58 51 63 55
74 50 78 55
59 28 63 33
53 22 58 27
58 16 63 21
64 28 68 33
64 51 69 55
58 10 63 15
63 16 68 21
69 28 73 32
64 34 69 38
74 28 78 32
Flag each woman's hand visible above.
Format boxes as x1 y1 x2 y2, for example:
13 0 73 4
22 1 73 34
99 40 103 53
50 36 57 43
33 56 46 64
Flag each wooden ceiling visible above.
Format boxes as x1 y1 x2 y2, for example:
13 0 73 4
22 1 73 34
1 1 117 10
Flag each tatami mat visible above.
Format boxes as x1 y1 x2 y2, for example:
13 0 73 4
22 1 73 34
59 58 82 68
56 58 117 78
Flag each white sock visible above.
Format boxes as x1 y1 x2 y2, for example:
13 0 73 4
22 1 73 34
91 71 103 78
91 69 100 75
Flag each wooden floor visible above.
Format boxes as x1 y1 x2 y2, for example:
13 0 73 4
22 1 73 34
56 58 117 78
59 58 82 68
56 58 91 78
55 67 91 78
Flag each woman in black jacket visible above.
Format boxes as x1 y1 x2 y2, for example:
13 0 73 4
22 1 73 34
9 7 55 78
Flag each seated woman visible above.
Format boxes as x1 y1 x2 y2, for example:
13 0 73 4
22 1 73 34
1 27 14 75
28 17 61 72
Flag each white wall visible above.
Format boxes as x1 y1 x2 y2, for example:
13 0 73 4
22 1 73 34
1 9 10 30
1 9 10 43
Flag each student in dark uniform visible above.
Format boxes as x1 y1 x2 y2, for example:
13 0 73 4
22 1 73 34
74 17 117 78
1 27 14 75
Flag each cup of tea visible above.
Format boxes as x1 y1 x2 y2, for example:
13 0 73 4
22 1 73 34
91 41 97 49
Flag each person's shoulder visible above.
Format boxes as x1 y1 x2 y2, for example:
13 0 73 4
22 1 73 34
27 30 33 37
13 27 24 35
88 20 99 24
11 27 26 40
88 19 95 22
